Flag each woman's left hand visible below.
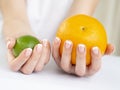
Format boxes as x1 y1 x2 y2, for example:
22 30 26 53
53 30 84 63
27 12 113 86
52 37 114 77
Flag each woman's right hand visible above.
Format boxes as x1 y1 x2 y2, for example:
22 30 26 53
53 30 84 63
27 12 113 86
3 20 51 75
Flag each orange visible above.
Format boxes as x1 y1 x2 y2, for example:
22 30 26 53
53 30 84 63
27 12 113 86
56 14 107 65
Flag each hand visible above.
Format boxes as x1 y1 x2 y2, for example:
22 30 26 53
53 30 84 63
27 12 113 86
52 37 114 77
3 21 51 74
7 38 50 75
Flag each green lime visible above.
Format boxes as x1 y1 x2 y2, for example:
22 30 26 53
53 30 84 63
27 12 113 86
12 35 40 57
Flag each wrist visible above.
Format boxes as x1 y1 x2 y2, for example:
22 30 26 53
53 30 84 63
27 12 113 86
3 19 32 41
3 13 29 23
4 16 29 26
67 0 99 17
0 0 29 23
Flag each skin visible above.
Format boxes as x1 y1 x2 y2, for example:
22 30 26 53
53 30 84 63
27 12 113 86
0 0 114 76
52 0 114 77
0 0 51 74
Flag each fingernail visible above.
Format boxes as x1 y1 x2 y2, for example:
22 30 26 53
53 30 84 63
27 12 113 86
37 44 42 52
65 40 72 48
55 37 60 44
26 48 32 56
7 41 10 48
43 39 48 47
92 47 99 55
78 44 85 53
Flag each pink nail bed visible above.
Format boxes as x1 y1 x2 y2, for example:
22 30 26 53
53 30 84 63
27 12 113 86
37 44 42 52
92 47 99 55
65 40 72 48
78 44 85 53
26 48 32 56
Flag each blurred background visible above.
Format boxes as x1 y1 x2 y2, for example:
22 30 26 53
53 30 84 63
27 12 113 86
0 0 120 56
94 0 120 56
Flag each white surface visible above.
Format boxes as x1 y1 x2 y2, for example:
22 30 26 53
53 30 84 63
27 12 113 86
0 35 120 90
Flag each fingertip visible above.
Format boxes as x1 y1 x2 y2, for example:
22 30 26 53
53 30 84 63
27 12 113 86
35 44 43 52
53 37 61 46
91 47 102 59
42 39 48 46
53 37 61 51
64 40 73 49
88 47 102 76
92 47 99 55
25 48 32 57
105 44 115 55
55 37 61 43
6 38 16 49
7 41 11 49
16 48 32 61
78 44 86 54
109 44 115 53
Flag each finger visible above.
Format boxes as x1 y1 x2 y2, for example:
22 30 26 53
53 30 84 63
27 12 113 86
9 48 32 72
35 39 51 72
52 37 61 66
60 40 73 73
7 38 16 61
20 44 42 74
6 38 16 49
105 44 114 55
75 44 86 76
7 49 15 62
87 47 101 76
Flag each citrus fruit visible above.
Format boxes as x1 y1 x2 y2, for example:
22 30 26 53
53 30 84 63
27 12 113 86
13 35 40 57
56 14 107 65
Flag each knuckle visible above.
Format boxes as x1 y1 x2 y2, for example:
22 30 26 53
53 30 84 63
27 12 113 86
91 66 101 72
63 50 71 55
61 63 70 72
77 53 86 59
52 53 59 61
53 56 59 60
9 64 19 72
45 59 49 65
34 65 43 72
21 68 32 75
41 58 49 66
34 68 42 72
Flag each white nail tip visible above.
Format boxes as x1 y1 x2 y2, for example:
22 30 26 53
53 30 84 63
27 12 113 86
7 41 10 48
92 47 99 54
65 40 72 48
78 44 85 52
37 44 42 51
26 48 32 56
43 39 48 46
55 37 60 41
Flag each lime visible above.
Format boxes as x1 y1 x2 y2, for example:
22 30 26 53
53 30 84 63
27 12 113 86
12 35 40 57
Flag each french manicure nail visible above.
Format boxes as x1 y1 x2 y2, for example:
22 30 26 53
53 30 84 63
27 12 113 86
65 40 72 48
43 39 48 47
78 44 85 53
55 37 60 43
26 48 32 56
37 44 42 52
92 47 99 55
7 41 10 48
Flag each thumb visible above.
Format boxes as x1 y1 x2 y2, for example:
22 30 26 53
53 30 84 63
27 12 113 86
105 44 114 55
6 38 16 49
